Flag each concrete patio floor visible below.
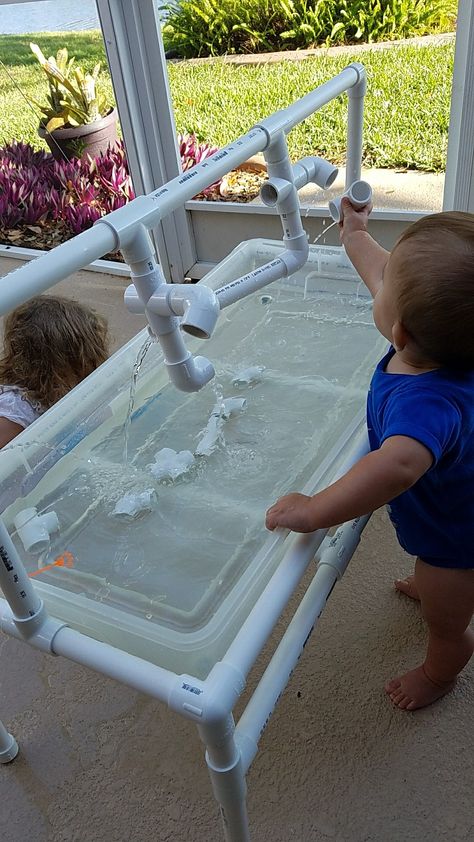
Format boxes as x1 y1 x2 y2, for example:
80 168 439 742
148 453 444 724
0 255 473 842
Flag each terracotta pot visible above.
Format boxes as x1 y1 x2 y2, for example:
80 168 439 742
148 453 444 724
38 108 118 161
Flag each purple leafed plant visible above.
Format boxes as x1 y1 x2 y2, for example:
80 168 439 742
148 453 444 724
0 134 222 243
178 132 221 196
0 139 135 239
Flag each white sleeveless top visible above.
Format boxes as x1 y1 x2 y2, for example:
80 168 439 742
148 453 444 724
0 386 43 429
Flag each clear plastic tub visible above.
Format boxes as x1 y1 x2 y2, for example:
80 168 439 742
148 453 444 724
0 240 385 678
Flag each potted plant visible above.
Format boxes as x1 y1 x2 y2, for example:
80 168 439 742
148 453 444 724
29 42 118 161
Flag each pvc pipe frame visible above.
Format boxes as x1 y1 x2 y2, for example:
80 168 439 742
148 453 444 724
0 65 367 836
0 430 370 840
0 63 366 394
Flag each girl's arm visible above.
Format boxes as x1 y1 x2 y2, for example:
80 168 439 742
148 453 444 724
339 199 390 298
0 417 24 449
265 435 433 533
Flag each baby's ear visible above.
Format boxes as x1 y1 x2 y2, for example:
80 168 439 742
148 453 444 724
392 320 410 351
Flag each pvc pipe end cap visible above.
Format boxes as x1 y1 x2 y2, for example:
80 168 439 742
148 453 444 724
0 735 19 764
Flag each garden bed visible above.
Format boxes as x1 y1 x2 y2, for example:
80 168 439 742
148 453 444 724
0 137 267 257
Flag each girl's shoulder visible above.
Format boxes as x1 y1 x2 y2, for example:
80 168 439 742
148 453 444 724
0 386 43 429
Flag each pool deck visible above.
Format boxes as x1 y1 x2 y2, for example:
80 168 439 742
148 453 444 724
0 248 473 841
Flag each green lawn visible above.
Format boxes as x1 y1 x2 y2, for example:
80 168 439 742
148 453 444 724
0 31 454 171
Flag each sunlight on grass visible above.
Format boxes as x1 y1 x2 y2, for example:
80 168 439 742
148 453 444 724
0 32 454 172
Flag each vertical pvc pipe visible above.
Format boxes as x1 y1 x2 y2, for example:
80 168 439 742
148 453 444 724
0 519 41 620
0 721 18 764
236 515 371 774
345 63 367 188
199 719 250 842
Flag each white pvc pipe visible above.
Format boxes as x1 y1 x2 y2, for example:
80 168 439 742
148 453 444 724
215 257 290 309
0 518 42 620
292 156 339 192
345 65 367 187
0 64 365 322
236 515 370 773
49 626 177 702
329 180 373 223
0 721 18 764
197 717 250 842
122 227 216 391
0 224 116 316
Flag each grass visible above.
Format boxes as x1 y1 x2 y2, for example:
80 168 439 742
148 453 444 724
0 31 454 172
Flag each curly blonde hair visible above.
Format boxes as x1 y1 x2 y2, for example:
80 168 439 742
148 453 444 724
0 295 110 409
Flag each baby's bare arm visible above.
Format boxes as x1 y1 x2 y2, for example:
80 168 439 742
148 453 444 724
265 435 433 533
339 199 390 298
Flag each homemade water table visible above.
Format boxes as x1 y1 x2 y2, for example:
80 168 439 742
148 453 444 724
0 65 382 841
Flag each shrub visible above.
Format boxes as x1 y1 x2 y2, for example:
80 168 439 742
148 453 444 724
161 0 457 58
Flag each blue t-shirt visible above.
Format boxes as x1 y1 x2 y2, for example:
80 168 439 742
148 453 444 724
366 347 474 564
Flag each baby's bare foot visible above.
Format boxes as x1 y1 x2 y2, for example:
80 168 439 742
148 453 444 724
385 666 455 711
394 575 420 601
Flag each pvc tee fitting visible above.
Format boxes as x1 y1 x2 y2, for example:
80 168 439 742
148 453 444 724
14 507 59 554
328 180 372 223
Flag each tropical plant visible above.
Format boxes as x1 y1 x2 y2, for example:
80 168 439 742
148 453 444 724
29 42 111 131
161 0 457 58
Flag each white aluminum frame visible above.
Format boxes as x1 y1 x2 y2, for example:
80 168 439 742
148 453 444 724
443 0 474 212
0 66 373 839
94 0 196 280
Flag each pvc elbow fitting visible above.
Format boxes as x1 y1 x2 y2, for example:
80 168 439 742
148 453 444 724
328 180 372 223
14 507 59 554
166 355 215 392
293 156 339 191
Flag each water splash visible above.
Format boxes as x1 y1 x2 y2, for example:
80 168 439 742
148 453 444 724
123 336 153 464
313 219 338 245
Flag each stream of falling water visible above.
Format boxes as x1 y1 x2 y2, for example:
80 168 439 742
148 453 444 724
313 219 339 245
123 336 154 464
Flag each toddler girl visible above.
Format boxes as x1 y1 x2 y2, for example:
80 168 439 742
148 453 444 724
0 295 109 448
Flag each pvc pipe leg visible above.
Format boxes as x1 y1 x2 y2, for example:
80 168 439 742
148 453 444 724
199 721 251 842
0 720 19 764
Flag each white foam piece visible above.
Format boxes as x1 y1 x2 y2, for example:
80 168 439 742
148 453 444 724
232 366 265 386
220 397 247 418
150 448 195 481
112 489 157 519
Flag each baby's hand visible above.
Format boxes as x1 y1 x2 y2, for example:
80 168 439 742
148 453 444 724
265 492 316 533
339 197 373 244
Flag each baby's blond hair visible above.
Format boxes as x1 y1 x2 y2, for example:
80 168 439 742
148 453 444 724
0 295 109 408
392 211 474 370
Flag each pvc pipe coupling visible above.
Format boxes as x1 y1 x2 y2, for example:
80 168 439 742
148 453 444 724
328 180 372 223
14 507 59 554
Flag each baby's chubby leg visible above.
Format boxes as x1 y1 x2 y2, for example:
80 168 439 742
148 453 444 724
386 558 474 711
